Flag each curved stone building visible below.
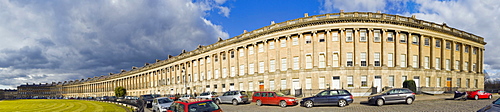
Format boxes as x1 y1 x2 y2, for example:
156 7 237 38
60 11 486 97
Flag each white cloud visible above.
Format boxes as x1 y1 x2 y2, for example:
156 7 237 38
0 0 230 88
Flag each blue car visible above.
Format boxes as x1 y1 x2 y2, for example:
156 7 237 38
300 89 354 108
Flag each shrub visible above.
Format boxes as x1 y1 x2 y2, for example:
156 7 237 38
403 80 417 93
114 86 126 97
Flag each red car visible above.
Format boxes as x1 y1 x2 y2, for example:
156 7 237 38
467 90 492 100
168 100 222 112
252 91 298 107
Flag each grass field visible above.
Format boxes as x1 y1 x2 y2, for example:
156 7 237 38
0 99 132 112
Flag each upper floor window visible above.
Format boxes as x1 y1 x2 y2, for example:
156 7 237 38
360 52 367 66
318 33 325 42
473 48 477 54
231 51 235 58
387 32 394 42
281 39 287 47
269 41 275 49
249 46 254 54
258 43 264 52
436 40 441 48
446 42 451 49
465 46 469 53
424 38 430 46
293 56 300 70
305 35 312 44
222 53 226 60
400 33 407 43
455 43 460 51
346 52 353 67
292 37 298 45
346 30 353 42
332 32 339 41
374 30 381 42
239 49 245 57
412 35 419 45
214 55 218 62
374 52 381 67
360 30 367 42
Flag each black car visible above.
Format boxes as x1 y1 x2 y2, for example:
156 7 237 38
478 98 500 112
139 94 161 108
368 88 415 106
300 89 354 108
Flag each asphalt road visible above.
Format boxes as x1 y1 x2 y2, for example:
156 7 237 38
218 97 497 112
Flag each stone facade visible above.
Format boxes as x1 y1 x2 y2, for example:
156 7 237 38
48 12 487 97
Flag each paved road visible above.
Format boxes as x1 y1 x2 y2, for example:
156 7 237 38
219 97 497 112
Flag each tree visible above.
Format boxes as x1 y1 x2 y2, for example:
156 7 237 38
403 80 417 93
114 86 126 97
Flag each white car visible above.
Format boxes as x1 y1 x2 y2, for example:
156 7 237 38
152 97 174 112
179 94 194 101
196 92 218 100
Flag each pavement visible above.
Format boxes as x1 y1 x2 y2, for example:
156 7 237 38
349 93 499 104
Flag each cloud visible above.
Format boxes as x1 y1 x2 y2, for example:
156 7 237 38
0 0 229 88
320 0 500 75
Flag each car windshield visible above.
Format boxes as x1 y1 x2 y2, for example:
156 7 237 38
200 92 210 96
158 98 174 104
239 91 247 95
494 99 500 105
276 92 286 97
188 101 220 112
380 89 393 94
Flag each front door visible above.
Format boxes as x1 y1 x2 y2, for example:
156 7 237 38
292 79 300 95
414 76 420 91
374 76 382 92
332 76 340 89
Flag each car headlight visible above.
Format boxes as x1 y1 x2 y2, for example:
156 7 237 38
288 99 295 101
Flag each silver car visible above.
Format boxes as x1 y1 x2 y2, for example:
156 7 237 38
152 97 174 112
215 91 249 105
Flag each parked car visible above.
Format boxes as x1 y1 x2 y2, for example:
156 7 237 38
252 91 298 107
300 89 353 108
140 94 162 108
164 94 179 101
467 90 493 100
196 92 218 100
168 100 222 112
179 94 195 101
478 98 500 112
215 90 249 105
368 88 415 106
152 97 175 112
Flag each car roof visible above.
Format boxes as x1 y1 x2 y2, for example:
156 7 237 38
173 100 214 105
155 97 172 99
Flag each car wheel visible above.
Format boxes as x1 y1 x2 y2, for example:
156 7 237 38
232 99 238 105
376 99 384 106
304 100 314 108
215 99 221 105
338 99 347 107
475 95 479 100
279 101 287 108
256 100 262 106
489 95 492 99
406 98 413 105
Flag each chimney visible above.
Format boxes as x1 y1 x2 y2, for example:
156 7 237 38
243 30 248 33
271 21 275 25
304 13 309 17
340 10 344 13
377 11 381 13
411 15 416 18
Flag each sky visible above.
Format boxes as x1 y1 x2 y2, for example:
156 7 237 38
0 0 499 89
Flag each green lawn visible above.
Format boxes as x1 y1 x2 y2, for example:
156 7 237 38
0 99 131 112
